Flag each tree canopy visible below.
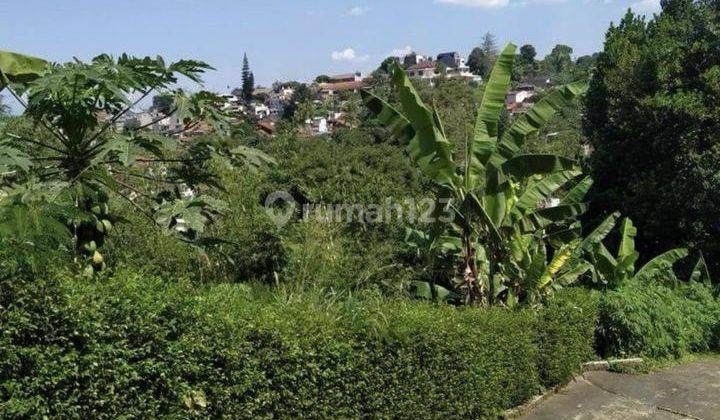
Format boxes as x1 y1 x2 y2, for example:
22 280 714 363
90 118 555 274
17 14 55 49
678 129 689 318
584 0 720 272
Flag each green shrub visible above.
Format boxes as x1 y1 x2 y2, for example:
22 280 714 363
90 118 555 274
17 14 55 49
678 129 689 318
209 168 286 283
107 206 204 279
0 267 601 418
597 280 720 359
534 288 600 387
106 168 285 283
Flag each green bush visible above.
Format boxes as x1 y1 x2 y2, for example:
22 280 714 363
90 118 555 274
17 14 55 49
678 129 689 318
0 264 601 418
106 168 285 283
106 206 204 279
535 288 600 387
597 280 720 359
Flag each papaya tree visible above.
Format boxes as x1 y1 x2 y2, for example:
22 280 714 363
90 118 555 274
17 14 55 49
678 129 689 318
0 50 272 273
362 44 590 305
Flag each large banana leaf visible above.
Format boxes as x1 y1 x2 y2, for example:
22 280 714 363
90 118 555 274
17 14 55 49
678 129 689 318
466 43 516 189
522 242 547 294
0 50 48 87
533 203 588 222
556 261 592 286
617 218 638 263
514 170 581 216
562 176 593 204
614 252 640 281
580 212 620 252
495 81 588 161
465 191 502 243
538 241 579 289
634 248 689 282
591 242 619 282
482 165 510 227
409 281 458 302
391 63 458 187
501 154 577 179
544 222 582 247
360 89 416 145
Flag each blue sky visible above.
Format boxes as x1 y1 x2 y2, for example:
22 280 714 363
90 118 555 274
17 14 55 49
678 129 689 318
2 0 660 93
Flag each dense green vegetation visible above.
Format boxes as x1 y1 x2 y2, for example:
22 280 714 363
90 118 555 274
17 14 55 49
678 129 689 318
1 250 599 418
598 279 720 359
585 0 720 273
1 1 719 417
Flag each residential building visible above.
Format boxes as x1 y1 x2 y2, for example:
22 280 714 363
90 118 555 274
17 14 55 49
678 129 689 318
279 86 295 100
252 103 271 119
319 80 364 98
403 52 428 67
328 72 363 83
135 111 155 129
266 96 287 116
506 84 537 113
436 52 462 68
406 61 438 79
304 116 329 135
446 63 481 82
219 93 241 111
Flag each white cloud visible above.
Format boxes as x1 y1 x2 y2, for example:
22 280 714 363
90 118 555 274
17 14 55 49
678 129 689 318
347 6 368 16
435 0 510 8
331 48 369 62
631 0 661 13
390 46 413 57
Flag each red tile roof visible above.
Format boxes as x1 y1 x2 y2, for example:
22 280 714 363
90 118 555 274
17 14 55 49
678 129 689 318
320 81 364 92
407 60 437 71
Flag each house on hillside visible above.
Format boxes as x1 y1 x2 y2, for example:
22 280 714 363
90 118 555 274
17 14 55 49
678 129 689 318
135 111 154 129
252 103 271 119
319 80 364 98
436 51 481 82
219 93 242 111
328 72 364 83
436 52 462 68
303 116 329 135
266 95 287 116
506 84 537 114
406 61 438 79
403 52 429 67
279 86 295 100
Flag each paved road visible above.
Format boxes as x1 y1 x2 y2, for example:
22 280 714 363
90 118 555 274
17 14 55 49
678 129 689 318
521 359 720 420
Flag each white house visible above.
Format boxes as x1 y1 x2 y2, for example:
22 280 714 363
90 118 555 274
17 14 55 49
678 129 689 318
252 103 271 119
506 84 537 112
305 117 329 134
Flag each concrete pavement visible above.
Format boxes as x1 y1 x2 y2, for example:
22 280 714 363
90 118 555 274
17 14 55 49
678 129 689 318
521 359 720 419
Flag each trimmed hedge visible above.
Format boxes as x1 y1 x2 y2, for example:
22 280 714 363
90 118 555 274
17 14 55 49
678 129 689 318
597 280 720 359
0 256 599 418
534 288 599 387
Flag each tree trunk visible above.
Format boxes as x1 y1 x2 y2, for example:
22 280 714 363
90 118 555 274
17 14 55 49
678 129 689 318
461 226 483 305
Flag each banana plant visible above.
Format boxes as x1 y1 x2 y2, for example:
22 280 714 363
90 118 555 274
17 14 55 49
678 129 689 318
584 215 690 287
362 43 589 305
0 50 273 273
